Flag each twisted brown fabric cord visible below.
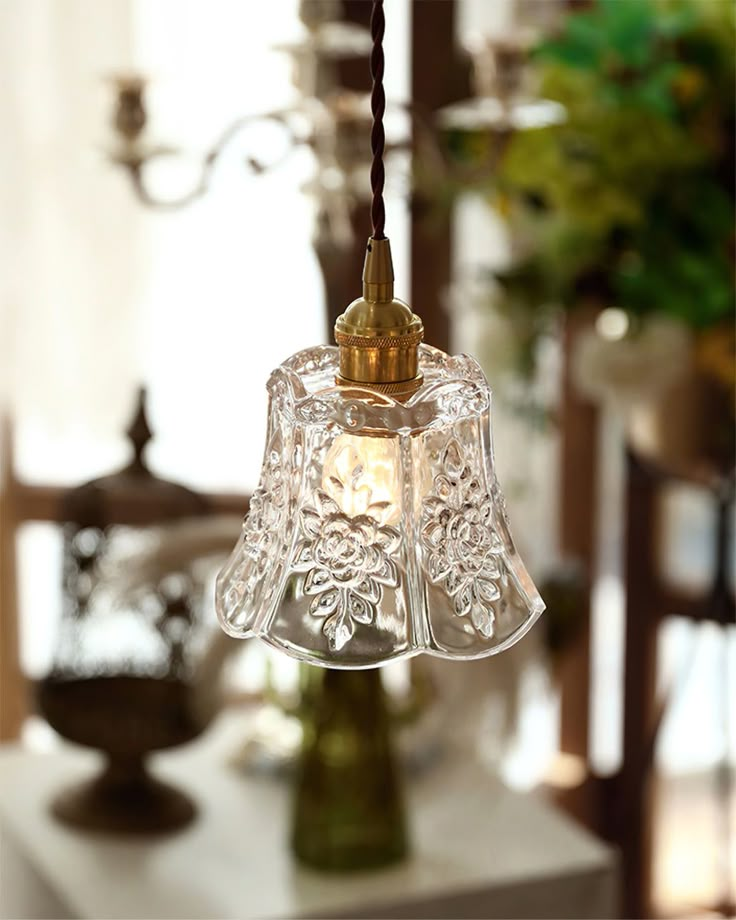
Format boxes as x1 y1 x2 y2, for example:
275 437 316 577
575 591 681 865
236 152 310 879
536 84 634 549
369 0 386 240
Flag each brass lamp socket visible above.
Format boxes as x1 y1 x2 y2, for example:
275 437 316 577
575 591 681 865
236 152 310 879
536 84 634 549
334 238 424 399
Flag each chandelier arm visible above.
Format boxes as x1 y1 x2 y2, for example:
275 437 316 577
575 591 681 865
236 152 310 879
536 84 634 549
122 113 298 211
127 162 208 211
383 100 511 201
369 0 386 240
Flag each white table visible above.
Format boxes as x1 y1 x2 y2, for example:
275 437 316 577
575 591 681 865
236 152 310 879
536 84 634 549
0 715 617 919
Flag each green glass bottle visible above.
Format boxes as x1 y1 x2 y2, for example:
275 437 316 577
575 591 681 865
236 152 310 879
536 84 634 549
291 666 409 871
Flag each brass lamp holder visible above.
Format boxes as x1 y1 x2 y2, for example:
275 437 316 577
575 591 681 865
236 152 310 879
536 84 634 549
335 237 423 399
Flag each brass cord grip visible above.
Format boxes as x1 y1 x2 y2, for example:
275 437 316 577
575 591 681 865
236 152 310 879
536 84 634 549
334 237 424 399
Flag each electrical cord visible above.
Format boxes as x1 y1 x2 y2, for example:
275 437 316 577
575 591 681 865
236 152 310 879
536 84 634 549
369 0 386 240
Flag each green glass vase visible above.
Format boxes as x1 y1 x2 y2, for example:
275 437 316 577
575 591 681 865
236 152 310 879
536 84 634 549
291 666 409 871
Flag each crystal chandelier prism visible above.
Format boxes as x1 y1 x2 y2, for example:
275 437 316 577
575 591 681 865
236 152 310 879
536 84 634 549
215 1 544 668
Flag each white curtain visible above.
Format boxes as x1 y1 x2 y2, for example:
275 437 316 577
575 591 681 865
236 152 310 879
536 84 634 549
1 0 145 482
1 0 326 493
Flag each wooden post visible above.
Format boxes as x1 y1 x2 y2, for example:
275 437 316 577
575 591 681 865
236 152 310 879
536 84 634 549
410 0 470 353
0 419 27 740
618 451 659 919
555 311 600 828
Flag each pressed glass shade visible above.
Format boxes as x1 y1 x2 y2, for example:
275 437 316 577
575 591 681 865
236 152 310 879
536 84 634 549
216 344 544 668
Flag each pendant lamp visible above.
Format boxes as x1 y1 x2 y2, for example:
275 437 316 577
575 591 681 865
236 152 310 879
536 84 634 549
216 1 544 668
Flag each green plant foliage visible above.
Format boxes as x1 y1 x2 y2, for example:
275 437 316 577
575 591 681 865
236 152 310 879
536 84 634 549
491 0 735 331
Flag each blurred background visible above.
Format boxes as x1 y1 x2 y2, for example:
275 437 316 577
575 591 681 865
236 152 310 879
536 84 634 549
1 1 734 918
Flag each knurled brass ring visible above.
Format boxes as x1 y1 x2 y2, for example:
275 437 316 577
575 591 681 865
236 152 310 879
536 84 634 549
334 330 424 349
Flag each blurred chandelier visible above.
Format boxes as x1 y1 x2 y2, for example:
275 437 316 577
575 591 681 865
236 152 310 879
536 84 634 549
216 0 544 668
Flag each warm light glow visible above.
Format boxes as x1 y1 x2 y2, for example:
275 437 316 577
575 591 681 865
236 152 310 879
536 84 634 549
322 433 403 525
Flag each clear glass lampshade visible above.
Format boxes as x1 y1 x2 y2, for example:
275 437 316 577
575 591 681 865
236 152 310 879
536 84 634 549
216 345 544 668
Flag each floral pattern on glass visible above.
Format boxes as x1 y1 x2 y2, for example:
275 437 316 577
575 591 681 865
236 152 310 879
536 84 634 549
421 440 505 638
293 490 401 652
218 428 287 623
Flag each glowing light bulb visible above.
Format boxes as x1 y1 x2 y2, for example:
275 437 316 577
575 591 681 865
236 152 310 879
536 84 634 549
322 434 402 525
